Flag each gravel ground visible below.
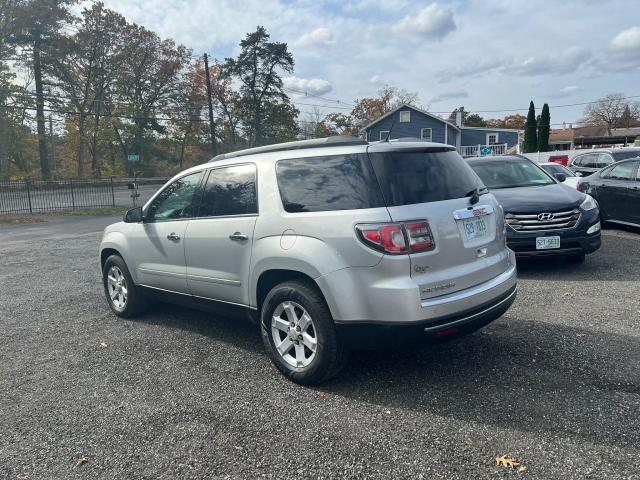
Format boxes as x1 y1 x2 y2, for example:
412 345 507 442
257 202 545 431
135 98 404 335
0 218 639 479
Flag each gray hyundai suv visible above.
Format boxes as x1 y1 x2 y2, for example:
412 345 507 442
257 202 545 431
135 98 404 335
100 136 517 385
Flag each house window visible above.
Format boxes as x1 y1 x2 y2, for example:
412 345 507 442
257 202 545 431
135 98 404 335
487 133 499 145
399 111 410 123
379 130 390 141
421 128 433 141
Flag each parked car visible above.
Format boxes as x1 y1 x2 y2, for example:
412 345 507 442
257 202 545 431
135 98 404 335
577 158 640 228
467 155 601 262
540 162 580 189
568 148 640 177
100 137 517 385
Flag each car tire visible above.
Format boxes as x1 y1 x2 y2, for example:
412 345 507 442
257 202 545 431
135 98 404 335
261 279 348 385
102 254 147 318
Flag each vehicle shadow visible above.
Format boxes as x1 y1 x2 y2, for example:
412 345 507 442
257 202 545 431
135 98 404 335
325 315 640 450
135 302 640 450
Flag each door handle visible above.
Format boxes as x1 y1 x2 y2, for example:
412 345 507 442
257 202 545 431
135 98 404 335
229 232 249 241
167 232 181 241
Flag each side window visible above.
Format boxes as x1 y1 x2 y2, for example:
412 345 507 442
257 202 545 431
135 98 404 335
572 155 585 167
596 153 614 168
276 154 385 213
145 171 204 221
581 154 599 169
605 161 638 181
199 164 257 217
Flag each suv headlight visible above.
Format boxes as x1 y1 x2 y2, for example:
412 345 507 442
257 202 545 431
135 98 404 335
580 195 597 211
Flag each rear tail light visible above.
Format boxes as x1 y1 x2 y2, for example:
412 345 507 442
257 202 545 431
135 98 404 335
356 221 435 254
576 182 585 192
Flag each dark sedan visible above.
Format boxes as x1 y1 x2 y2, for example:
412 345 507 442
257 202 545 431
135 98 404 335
467 156 601 262
577 158 640 228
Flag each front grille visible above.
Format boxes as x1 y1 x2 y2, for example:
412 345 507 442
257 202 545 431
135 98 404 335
505 209 581 231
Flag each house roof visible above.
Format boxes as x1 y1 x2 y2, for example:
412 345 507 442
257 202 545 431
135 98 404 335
359 103 460 133
549 128 574 142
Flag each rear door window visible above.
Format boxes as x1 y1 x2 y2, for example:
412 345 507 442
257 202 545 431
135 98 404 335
596 153 614 168
368 150 483 206
276 154 384 213
604 161 639 181
198 164 258 217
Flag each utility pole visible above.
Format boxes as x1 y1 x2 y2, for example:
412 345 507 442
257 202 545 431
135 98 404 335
203 53 218 156
49 115 55 178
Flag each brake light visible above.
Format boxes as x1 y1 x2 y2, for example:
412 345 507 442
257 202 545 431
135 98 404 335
576 182 585 192
356 221 435 254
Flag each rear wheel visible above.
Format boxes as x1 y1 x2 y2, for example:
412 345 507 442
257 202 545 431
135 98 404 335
261 280 348 385
102 255 147 318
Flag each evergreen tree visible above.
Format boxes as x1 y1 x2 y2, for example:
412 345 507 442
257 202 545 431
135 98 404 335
523 101 537 153
537 103 550 152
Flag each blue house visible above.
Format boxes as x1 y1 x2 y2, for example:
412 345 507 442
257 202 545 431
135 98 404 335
360 104 521 157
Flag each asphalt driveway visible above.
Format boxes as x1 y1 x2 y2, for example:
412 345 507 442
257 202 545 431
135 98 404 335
0 217 638 479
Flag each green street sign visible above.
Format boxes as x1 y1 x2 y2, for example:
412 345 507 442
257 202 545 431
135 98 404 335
480 146 493 156
127 154 140 162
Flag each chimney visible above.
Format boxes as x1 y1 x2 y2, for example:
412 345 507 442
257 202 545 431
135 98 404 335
455 107 463 127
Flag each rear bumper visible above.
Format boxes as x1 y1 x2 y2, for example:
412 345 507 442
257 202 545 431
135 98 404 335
336 285 517 349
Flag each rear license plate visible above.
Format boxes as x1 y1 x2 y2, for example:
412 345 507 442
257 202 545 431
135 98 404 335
462 217 488 241
536 236 560 250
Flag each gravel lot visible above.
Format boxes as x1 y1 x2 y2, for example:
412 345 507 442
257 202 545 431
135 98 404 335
1 218 639 479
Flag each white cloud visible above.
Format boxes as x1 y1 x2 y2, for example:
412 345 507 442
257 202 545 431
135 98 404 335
510 46 591 75
294 27 334 49
547 85 581 98
369 75 383 85
392 3 456 41
609 25 640 70
283 76 333 96
431 90 468 103
436 59 503 83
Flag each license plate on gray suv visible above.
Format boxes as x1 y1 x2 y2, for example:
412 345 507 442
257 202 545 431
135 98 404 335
454 205 493 241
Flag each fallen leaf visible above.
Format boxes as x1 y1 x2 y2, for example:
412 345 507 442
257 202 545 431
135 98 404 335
383 409 391 415
518 466 528 473
75 455 91 467
99 342 108 348
318 391 328 398
496 454 520 469
563 292 572 298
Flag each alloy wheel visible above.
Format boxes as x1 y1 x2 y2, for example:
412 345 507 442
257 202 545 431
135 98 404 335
271 301 317 368
107 265 128 312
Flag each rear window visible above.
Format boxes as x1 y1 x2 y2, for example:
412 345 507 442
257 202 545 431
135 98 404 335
276 154 384 213
612 150 640 161
368 150 483 206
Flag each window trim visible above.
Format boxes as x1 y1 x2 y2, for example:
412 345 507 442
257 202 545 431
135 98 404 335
421 128 433 142
143 170 206 223
399 110 410 123
486 132 499 145
379 130 390 141
195 162 259 219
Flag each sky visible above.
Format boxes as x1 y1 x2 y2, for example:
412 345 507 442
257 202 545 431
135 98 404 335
94 0 640 126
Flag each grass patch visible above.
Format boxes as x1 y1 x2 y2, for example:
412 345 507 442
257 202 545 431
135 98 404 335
46 207 127 216
0 215 45 225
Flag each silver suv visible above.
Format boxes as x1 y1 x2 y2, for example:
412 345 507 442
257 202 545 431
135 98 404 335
100 137 517 384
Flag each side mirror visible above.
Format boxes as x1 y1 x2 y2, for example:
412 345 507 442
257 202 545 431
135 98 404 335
554 173 567 182
124 206 144 223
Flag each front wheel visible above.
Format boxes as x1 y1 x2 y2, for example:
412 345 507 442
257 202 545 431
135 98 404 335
261 280 348 385
102 254 147 318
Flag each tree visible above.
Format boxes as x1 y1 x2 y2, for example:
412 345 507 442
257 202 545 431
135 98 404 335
484 114 526 130
351 86 419 129
222 26 294 147
582 93 640 135
208 61 243 149
537 103 550 152
523 101 537 153
447 107 485 127
10 0 77 179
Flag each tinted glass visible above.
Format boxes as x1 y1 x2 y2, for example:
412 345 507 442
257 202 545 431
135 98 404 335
469 158 555 189
572 155 586 167
276 154 384 213
370 150 483 206
581 154 599 169
542 164 564 175
604 161 638 181
596 153 614 168
612 150 640 161
146 171 203 221
199 164 257 217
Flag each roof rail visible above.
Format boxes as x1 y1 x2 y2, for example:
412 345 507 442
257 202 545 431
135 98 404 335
209 136 368 162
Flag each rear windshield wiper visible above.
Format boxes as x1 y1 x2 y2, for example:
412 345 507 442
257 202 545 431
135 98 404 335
465 186 488 205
